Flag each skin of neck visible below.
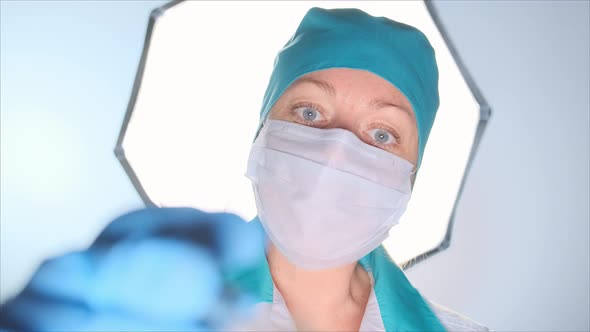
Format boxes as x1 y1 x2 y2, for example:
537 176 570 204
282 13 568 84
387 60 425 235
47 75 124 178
266 241 371 320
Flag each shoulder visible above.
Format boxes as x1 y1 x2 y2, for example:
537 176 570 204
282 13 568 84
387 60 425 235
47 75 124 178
425 298 491 332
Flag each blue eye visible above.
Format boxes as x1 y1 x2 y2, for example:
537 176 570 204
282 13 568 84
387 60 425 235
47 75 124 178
366 128 396 145
293 106 324 122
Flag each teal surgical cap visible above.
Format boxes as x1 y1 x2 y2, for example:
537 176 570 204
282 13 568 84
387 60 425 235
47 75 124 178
257 7 440 170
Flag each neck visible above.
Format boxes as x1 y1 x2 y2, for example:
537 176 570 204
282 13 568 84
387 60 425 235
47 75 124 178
266 242 370 308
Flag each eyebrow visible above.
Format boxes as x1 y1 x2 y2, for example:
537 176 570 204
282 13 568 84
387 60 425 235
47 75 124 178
293 77 336 96
292 77 414 118
369 98 414 118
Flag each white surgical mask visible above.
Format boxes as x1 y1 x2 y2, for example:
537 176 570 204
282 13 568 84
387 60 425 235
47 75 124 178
245 119 414 270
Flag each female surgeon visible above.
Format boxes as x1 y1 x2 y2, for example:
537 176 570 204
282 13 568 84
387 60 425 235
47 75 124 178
0 7 490 332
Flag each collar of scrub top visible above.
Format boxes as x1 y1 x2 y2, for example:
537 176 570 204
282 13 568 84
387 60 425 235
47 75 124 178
223 217 447 331
255 7 440 173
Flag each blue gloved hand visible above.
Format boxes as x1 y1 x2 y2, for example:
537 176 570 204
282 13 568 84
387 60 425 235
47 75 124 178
0 207 266 331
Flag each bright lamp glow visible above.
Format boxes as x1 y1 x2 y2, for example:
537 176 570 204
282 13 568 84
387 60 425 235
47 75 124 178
115 0 489 268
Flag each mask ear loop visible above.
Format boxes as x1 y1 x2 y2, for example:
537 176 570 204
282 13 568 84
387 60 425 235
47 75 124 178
409 166 418 190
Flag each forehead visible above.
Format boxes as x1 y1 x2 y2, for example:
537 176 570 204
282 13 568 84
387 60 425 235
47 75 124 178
287 68 414 114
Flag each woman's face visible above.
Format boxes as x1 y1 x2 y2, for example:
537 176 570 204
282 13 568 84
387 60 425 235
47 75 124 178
268 68 419 168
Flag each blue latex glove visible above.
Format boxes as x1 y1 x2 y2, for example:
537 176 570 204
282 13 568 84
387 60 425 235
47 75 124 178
0 207 266 331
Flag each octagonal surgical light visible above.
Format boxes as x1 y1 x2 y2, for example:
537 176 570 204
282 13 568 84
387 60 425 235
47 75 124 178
115 0 490 269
